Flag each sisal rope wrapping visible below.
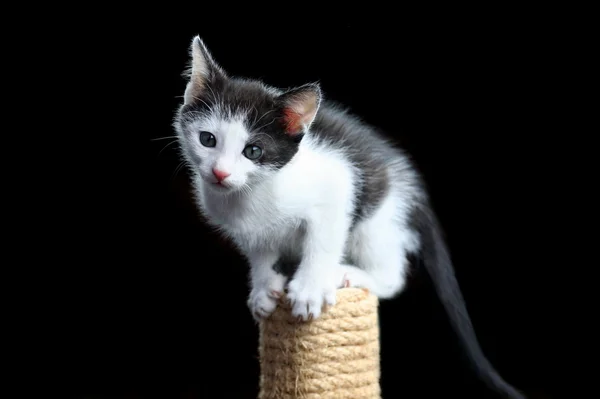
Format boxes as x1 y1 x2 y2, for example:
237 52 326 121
258 288 381 399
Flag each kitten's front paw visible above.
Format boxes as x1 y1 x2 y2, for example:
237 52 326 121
286 272 337 322
248 288 282 321
248 274 286 322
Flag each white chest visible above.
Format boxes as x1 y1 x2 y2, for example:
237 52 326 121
199 185 301 252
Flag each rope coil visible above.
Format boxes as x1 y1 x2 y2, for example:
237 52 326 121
258 288 381 399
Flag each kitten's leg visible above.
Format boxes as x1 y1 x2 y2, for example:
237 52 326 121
331 261 407 299
286 211 352 321
344 200 415 299
246 251 288 321
336 263 379 290
344 236 410 299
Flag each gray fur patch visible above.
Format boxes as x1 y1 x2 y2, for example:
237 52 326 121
309 104 393 225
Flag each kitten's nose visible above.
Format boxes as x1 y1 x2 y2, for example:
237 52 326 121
212 168 231 182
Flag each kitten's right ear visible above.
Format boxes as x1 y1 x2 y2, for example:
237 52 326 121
277 83 322 137
184 36 227 104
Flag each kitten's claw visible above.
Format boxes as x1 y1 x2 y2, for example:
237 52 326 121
286 272 337 321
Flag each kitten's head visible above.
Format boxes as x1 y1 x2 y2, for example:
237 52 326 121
175 36 321 194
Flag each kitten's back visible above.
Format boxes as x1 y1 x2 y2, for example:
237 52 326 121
309 102 424 225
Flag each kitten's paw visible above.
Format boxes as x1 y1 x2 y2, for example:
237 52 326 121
286 273 337 322
247 275 286 322
248 288 282 321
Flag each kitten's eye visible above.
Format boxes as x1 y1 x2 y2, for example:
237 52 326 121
243 145 262 160
199 131 216 147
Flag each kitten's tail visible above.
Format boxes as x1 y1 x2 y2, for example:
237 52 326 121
414 204 526 399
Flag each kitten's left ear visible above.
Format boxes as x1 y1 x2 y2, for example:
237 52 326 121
277 83 322 136
184 36 227 104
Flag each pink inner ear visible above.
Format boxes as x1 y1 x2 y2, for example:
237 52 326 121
283 108 303 136
281 89 319 136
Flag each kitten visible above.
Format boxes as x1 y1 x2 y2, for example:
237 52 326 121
173 36 526 399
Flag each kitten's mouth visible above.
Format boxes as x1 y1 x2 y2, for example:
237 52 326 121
203 174 235 190
209 179 232 190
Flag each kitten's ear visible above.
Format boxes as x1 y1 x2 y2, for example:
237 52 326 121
277 83 322 136
184 36 227 104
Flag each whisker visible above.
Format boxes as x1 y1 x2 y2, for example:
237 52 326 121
252 132 276 147
254 117 278 132
191 95 214 114
151 135 179 141
171 161 187 180
181 110 206 119
158 140 179 156
241 183 253 197
252 109 276 129
205 84 217 103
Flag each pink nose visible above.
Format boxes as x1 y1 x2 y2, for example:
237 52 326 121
212 168 230 182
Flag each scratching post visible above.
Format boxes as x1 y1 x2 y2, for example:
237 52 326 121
258 288 381 399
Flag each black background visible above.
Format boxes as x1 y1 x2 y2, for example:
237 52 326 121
42 11 572 399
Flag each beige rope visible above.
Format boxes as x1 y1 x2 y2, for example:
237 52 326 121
258 288 381 399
